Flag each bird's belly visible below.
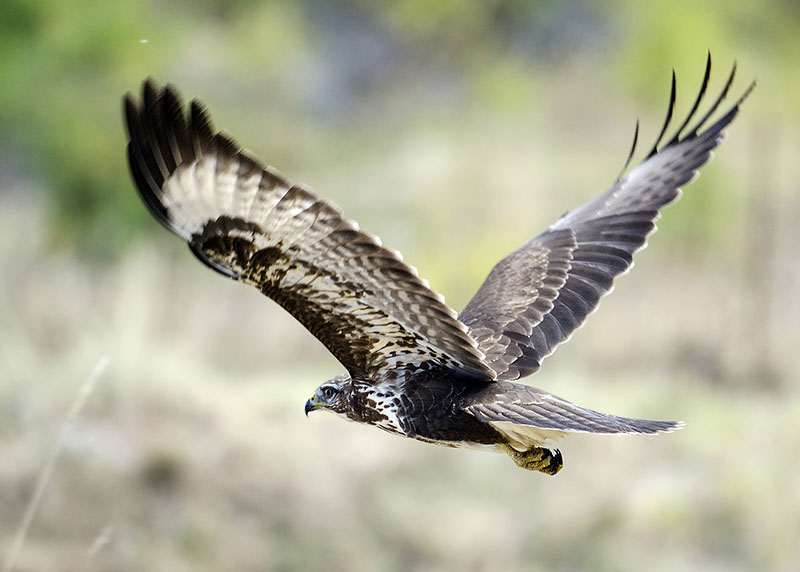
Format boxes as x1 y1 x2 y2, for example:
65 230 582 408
405 408 505 447
413 435 503 452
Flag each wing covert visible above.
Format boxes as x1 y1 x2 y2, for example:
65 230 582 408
460 56 754 381
124 80 494 381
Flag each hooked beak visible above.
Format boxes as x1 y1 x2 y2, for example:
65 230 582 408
304 395 319 417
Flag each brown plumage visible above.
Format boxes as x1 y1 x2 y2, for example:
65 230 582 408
123 54 753 474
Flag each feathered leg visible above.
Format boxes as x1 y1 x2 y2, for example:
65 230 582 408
499 444 563 475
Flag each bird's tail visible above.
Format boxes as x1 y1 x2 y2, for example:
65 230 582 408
465 381 681 449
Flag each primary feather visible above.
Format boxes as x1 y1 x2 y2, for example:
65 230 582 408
460 55 754 381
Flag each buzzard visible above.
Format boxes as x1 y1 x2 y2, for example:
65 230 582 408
123 56 752 474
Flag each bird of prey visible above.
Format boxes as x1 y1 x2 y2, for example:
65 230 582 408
123 55 752 474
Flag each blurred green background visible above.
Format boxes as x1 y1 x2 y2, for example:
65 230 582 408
2 1 799 571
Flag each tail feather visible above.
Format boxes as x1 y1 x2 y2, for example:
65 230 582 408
466 381 680 449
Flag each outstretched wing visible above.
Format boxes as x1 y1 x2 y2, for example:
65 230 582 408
124 80 494 380
460 55 754 381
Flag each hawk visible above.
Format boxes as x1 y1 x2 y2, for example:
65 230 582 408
123 55 752 474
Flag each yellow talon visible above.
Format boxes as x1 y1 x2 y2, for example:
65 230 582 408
500 444 563 475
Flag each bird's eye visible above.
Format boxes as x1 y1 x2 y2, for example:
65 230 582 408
322 386 336 400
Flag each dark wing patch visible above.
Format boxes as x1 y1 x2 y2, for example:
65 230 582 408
124 80 494 380
460 55 754 381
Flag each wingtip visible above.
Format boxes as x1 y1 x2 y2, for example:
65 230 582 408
122 93 139 138
142 77 159 107
737 79 757 106
645 68 678 159
162 82 184 108
142 76 160 97
616 118 640 181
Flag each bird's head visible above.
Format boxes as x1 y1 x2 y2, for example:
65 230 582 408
305 373 351 416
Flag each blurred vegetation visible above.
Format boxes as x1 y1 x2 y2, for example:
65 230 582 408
1 0 798 256
2 2 800 571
